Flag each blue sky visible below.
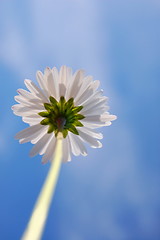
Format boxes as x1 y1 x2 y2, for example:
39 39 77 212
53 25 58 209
0 0 160 239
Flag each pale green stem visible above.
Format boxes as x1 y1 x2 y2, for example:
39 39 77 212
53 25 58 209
21 133 63 240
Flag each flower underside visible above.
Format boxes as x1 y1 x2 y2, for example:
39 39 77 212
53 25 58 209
39 96 85 138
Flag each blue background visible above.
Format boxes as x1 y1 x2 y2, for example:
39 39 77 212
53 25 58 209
0 0 160 239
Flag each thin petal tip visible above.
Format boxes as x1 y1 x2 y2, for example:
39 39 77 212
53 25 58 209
111 115 117 121
24 79 31 84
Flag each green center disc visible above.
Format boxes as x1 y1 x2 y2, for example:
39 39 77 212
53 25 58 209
38 96 85 138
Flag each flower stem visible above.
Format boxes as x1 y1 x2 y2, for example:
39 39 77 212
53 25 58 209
21 133 63 240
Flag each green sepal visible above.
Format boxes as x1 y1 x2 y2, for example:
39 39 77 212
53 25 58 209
72 106 83 114
64 122 73 129
44 103 52 111
74 120 83 127
65 108 72 117
59 96 65 113
65 98 74 110
67 118 75 124
75 114 85 120
60 96 65 105
49 96 58 106
54 129 59 137
47 124 55 133
67 114 75 121
50 119 57 128
40 118 50 125
62 129 68 138
38 111 50 117
69 125 79 135
52 104 59 115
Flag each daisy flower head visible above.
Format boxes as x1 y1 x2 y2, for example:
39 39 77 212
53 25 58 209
12 66 117 163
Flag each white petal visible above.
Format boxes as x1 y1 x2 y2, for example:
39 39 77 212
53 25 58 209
17 89 34 100
68 132 87 156
81 97 108 115
59 66 73 98
82 112 117 128
31 126 48 144
59 66 66 84
52 67 59 100
14 95 29 105
81 115 106 124
24 79 48 102
36 71 46 90
44 67 55 96
30 133 53 157
68 133 80 156
12 104 24 111
14 95 44 107
101 113 117 122
79 127 103 139
75 84 94 106
12 103 44 115
44 66 51 76
12 108 41 118
65 70 84 100
22 116 42 125
59 66 67 96
83 95 108 111
66 67 73 85
36 71 50 98
45 70 57 98
39 133 54 155
61 137 71 162
13 109 42 117
78 129 102 148
42 135 56 164
12 103 43 112
81 114 112 128
15 124 43 140
75 78 101 106
74 75 93 103
92 80 100 91
81 106 108 118
19 126 46 144
81 120 112 129
82 115 103 123
77 89 104 107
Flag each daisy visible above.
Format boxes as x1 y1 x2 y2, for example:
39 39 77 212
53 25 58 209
12 66 116 163
13 66 117 240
